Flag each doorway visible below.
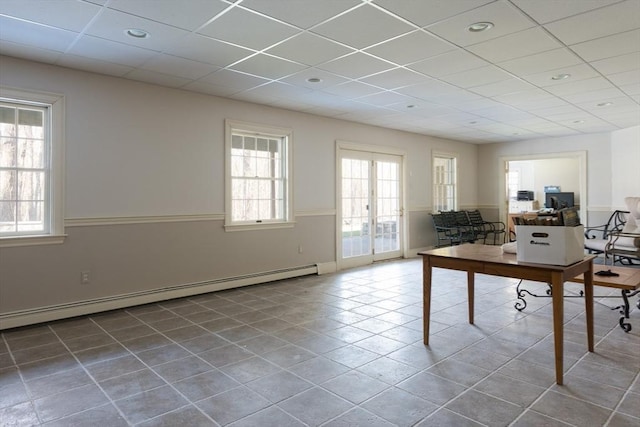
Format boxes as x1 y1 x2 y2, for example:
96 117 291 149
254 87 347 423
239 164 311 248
337 145 404 269
500 151 588 239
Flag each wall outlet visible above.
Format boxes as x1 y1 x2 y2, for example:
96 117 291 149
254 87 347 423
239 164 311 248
81 270 90 285
298 245 303 254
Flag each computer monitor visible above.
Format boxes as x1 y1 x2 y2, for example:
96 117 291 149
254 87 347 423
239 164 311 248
545 192 575 210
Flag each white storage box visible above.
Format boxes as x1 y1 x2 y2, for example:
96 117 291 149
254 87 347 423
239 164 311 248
515 225 585 266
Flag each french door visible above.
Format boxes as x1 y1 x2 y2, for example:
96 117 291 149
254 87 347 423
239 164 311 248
339 149 403 269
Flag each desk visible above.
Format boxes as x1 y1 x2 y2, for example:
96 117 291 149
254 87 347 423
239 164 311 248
419 244 595 385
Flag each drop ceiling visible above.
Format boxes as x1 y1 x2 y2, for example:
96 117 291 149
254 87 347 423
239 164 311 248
0 0 639 143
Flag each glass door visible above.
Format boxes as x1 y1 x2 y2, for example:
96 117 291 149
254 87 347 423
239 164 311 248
339 149 403 268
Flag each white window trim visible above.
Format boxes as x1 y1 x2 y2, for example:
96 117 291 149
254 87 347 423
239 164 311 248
432 150 458 213
0 86 66 247
224 119 294 232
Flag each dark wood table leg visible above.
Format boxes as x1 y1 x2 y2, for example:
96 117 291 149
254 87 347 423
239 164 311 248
584 267 594 351
551 271 564 385
423 256 432 345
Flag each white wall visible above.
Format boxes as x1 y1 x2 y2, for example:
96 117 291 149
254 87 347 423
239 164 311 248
611 126 640 209
0 56 478 327
477 133 612 211
509 158 580 206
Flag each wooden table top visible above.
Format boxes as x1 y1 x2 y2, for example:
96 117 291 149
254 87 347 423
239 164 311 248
570 265 640 291
419 244 593 271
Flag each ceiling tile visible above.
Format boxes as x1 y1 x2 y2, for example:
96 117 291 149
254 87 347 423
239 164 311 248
590 52 640 75
140 54 219 80
0 0 637 142
0 0 101 32
85 9 189 51
425 1 535 47
497 48 583 76
197 7 299 50
569 29 640 62
280 69 349 90
265 33 354 66
608 69 640 86
428 90 484 107
239 0 360 29
493 89 562 109
107 0 229 31
182 80 240 97
407 50 488 78
0 40 61 64
321 81 385 99
620 82 640 96
364 30 455 66
394 79 459 99
317 52 395 79
162 34 254 67
197 69 269 91
359 68 428 90
311 3 414 49
510 0 620 24
68 35 157 67
234 81 312 101
440 65 513 88
544 77 614 97
0 15 78 52
467 27 563 63
230 53 307 80
355 91 415 107
560 87 627 104
521 63 600 87
372 0 493 27
57 54 133 77
469 78 537 97
544 0 640 45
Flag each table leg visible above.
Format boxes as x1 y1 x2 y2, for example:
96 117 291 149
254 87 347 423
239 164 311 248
551 271 564 385
583 267 594 350
467 270 474 324
423 256 432 345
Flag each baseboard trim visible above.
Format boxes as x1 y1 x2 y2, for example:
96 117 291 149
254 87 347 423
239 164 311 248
0 265 318 330
316 261 337 274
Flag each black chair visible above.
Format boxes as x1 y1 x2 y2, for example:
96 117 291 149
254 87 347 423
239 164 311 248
466 210 506 245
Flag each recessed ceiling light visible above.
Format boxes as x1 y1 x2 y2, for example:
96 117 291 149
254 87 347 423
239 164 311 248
469 121 478 125
573 120 585 124
467 22 494 32
306 77 322 83
125 28 150 39
406 104 416 109
597 101 613 107
551 73 571 80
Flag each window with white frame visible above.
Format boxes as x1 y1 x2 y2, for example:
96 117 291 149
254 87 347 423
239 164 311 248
0 88 65 246
433 153 457 212
225 120 293 230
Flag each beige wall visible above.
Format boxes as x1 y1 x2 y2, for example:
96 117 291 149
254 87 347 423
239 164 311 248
0 56 478 327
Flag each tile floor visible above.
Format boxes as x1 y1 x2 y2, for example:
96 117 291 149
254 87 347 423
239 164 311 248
1 258 639 426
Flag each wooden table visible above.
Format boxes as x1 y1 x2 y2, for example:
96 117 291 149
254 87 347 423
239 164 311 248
570 265 640 332
419 244 595 385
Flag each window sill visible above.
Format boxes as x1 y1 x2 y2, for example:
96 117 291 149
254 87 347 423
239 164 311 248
224 221 295 232
0 234 67 248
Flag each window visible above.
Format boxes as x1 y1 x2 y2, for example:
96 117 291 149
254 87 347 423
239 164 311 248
225 120 293 230
433 153 457 212
507 169 520 200
0 87 65 246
